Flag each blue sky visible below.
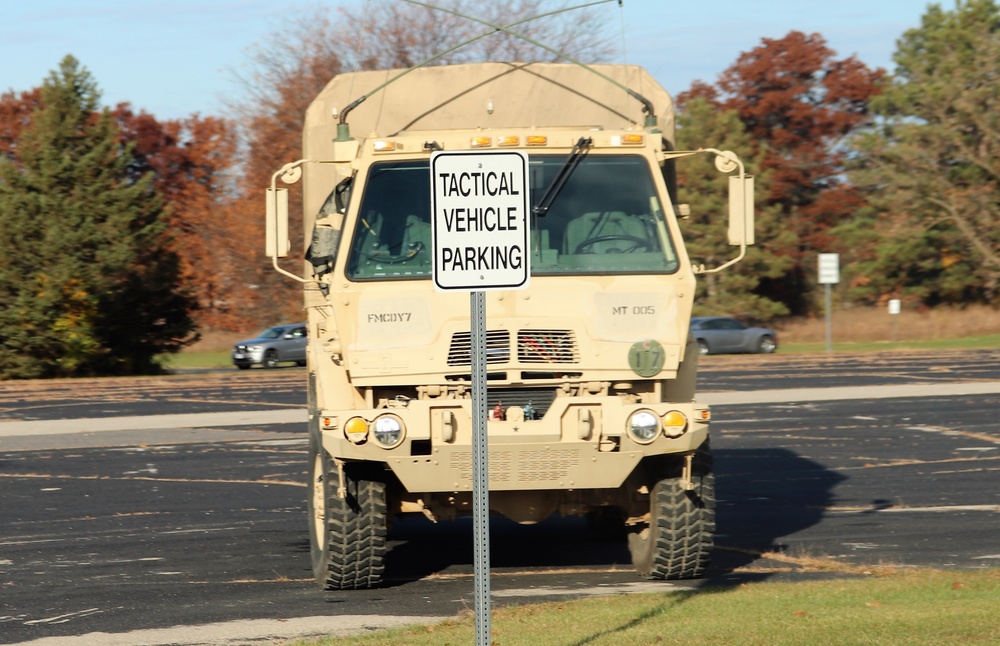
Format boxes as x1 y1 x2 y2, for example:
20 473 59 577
1 0 932 121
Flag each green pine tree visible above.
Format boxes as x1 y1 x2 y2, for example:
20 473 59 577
675 97 794 321
845 0 1000 305
0 55 197 379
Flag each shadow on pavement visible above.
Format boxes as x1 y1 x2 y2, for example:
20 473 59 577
377 447 844 587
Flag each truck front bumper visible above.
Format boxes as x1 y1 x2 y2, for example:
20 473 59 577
316 396 709 492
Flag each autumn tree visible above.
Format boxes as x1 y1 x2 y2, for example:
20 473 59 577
0 88 43 162
112 107 245 329
676 98 795 320
225 1 619 328
844 0 1000 306
0 56 197 379
338 0 616 69
680 32 884 315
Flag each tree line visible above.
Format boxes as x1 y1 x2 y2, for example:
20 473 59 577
0 0 996 378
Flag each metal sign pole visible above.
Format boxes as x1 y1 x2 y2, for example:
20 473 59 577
470 290 490 645
430 149 529 646
824 283 833 353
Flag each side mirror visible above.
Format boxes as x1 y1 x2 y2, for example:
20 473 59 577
266 187 290 258
727 175 755 247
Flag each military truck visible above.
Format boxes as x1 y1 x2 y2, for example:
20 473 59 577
265 61 753 589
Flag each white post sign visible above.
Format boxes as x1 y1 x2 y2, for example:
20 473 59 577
430 149 530 646
818 253 840 353
818 253 840 285
431 150 530 291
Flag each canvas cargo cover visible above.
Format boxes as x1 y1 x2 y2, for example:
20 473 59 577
304 62 675 151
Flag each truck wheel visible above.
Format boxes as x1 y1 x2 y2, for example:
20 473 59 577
628 443 715 579
264 350 280 368
309 440 387 590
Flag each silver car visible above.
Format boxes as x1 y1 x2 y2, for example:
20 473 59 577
690 316 777 355
232 324 308 369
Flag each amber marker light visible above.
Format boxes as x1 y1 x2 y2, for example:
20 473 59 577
662 410 689 438
344 417 369 444
372 140 396 152
497 135 519 147
620 134 644 145
526 135 548 146
470 136 492 148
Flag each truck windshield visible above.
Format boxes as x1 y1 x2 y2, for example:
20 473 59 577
345 155 679 280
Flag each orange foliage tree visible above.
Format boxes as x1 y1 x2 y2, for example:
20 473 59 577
110 107 244 330
680 32 884 314
0 88 43 161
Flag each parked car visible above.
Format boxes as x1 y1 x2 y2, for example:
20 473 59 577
232 324 308 369
690 316 777 355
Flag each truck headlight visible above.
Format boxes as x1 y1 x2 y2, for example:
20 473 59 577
372 414 405 448
627 410 660 444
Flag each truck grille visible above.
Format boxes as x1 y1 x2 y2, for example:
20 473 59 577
447 329 578 366
447 330 510 365
517 329 578 363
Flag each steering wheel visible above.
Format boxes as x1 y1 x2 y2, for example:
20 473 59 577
574 234 652 254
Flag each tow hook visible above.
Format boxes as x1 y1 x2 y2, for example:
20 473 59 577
680 452 695 491
335 458 347 499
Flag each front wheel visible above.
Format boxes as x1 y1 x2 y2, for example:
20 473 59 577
264 350 280 368
757 335 777 354
696 339 710 355
628 443 715 579
308 438 387 589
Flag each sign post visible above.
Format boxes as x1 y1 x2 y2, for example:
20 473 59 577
888 298 901 342
430 150 530 646
818 253 840 353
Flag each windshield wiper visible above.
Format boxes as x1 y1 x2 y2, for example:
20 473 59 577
532 137 592 217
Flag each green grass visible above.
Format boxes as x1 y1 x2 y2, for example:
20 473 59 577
291 569 1000 646
159 351 232 369
779 333 1000 354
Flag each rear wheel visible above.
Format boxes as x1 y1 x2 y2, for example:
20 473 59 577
628 442 715 579
309 437 387 589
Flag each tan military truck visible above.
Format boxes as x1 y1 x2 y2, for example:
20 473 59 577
265 61 753 589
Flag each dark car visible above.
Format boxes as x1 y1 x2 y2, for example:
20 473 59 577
690 316 777 355
232 324 308 369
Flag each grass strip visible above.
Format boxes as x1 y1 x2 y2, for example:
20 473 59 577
292 569 1000 646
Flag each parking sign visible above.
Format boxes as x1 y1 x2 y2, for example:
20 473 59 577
430 150 530 291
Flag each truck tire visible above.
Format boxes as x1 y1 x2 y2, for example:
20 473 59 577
628 442 715 579
309 438 387 590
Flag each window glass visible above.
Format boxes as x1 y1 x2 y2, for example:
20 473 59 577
345 155 679 280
